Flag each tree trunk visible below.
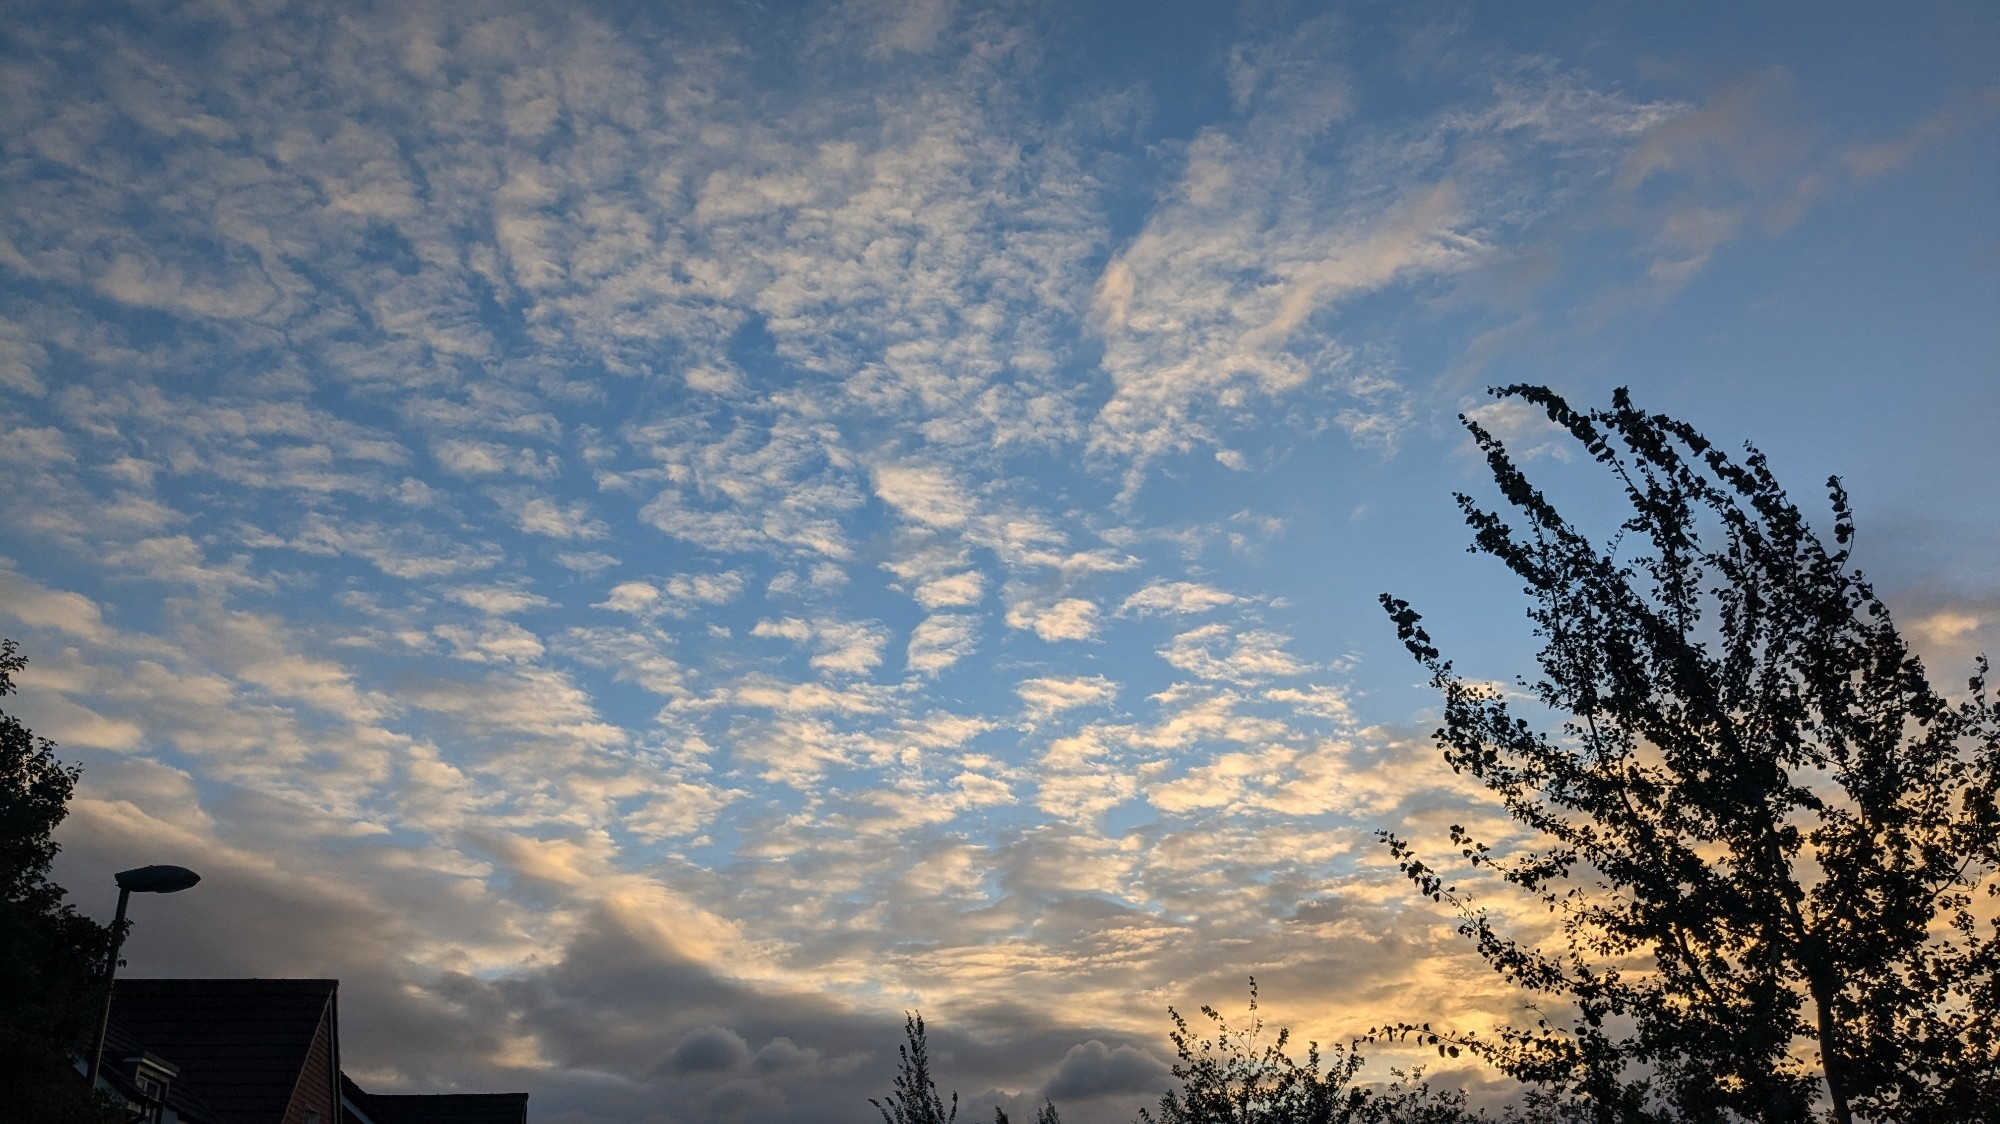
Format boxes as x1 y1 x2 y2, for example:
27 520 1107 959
1803 951 1855 1124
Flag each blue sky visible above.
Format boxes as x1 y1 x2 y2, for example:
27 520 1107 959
3 2 1995 1121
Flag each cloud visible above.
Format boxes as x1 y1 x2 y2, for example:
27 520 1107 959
599 581 662 613
6 5 1988 1123
1033 729 1138 820
873 461 977 529
289 517 506 580
1042 1039 1170 1101
1015 675 1117 720
808 620 888 674
1159 624 1308 684
0 317 48 395
599 572 745 617
667 1025 754 1074
1842 85 2000 180
1460 396 1574 462
1589 67 1897 295
841 0 959 58
749 616 888 675
1262 684 1354 725
506 495 610 540
752 617 814 643
1913 610 1980 643
666 572 748 605
908 613 979 675
447 585 554 617
404 666 625 754
622 781 740 841
1120 580 1241 617
0 564 115 642
1445 61 1684 146
1005 597 1099 643
916 571 984 609
434 438 560 479
557 625 689 700
556 550 620 574
1086 62 1482 478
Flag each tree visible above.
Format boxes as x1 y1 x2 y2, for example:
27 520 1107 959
876 1013 1069 1124
1 639 121 1123
875 1012 960 1124
995 1100 1063 1124
1138 979 1475 1124
1374 386 1999 1122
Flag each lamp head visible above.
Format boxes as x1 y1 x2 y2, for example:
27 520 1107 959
114 865 201 894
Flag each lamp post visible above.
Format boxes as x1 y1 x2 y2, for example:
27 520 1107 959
87 864 201 1090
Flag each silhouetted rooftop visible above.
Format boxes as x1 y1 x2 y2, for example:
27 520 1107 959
342 1074 530 1124
108 978 335 1124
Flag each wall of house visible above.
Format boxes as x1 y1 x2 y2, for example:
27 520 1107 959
284 1006 338 1124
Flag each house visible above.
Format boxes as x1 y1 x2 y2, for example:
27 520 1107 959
340 1075 531 1124
98 979 526 1124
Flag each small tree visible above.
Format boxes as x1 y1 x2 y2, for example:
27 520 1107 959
1 639 120 1123
1376 386 1999 1122
875 1012 959 1124
1139 979 1473 1124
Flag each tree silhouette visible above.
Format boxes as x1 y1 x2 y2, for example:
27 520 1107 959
875 1012 959 1124
995 1099 1062 1124
1139 979 1474 1124
1 639 120 1122
1375 386 1999 1122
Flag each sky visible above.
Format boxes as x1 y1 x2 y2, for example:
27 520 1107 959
2 1 1995 1121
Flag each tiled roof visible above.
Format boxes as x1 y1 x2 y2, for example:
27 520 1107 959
100 1020 218 1124
109 978 335 1124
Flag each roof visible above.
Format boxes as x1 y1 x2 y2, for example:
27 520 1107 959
343 1074 529 1124
108 978 336 1124
100 1019 218 1124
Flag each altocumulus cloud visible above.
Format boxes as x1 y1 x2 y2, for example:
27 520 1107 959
3 0 1994 1121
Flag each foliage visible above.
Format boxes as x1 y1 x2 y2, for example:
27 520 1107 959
875 1012 959 1124
876 1013 1067 1124
0 639 121 1123
1138 979 1476 1124
1375 386 2000 1122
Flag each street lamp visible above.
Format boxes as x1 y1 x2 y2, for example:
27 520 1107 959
87 865 201 1089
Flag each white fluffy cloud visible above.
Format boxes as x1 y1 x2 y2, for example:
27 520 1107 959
1006 596 1101 643
1015 675 1118 720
